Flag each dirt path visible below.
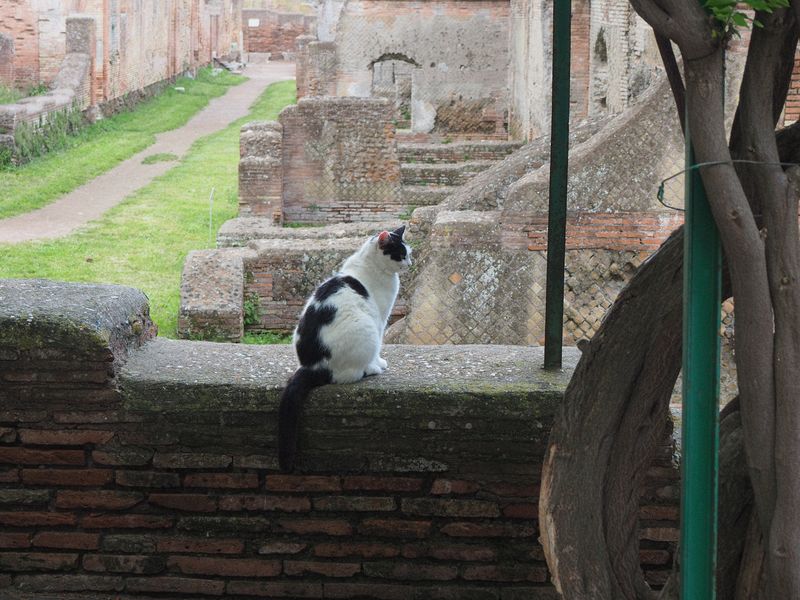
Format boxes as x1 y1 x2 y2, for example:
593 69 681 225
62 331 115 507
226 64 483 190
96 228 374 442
0 62 295 244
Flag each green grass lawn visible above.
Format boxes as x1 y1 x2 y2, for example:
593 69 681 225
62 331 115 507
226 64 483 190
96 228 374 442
0 68 245 219
0 79 297 339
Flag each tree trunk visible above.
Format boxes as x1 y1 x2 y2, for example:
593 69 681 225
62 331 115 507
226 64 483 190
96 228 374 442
540 228 683 599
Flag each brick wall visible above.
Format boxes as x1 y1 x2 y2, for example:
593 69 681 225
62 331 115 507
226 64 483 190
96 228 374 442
319 0 510 134
0 279 679 598
0 1 242 106
295 37 338 99
0 0 40 89
243 236 409 333
279 97 404 224
0 33 15 87
239 121 284 220
785 49 800 124
570 0 590 120
243 9 315 56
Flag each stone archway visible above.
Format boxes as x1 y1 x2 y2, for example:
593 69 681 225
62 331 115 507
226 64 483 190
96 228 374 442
369 53 420 129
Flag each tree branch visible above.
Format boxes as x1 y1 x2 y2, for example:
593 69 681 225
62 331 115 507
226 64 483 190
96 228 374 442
654 33 685 133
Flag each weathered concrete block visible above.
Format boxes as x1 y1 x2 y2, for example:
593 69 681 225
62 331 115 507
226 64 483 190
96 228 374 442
65 17 96 55
178 249 253 342
0 279 156 380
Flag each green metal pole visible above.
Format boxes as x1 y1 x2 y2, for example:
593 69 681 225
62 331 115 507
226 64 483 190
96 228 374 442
681 128 722 596
544 0 571 370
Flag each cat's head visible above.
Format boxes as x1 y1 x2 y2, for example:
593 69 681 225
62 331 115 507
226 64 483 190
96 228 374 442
375 226 412 271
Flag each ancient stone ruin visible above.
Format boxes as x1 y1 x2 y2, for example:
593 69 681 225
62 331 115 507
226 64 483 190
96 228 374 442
180 0 740 410
0 1 243 160
0 278 679 597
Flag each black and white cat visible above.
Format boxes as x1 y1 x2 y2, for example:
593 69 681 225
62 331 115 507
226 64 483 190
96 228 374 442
278 226 412 472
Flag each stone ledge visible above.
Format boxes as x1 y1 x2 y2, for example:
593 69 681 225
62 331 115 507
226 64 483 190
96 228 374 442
119 339 579 472
0 279 155 364
121 339 577 410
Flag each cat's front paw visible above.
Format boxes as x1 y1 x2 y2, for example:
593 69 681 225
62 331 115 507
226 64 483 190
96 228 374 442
377 357 388 370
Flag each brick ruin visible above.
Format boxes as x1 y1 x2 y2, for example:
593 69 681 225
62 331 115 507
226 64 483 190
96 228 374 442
0 0 243 157
243 8 316 62
0 17 95 155
0 0 242 99
0 279 679 598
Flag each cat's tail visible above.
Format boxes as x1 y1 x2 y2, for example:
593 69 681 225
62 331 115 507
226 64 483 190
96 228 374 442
278 366 332 473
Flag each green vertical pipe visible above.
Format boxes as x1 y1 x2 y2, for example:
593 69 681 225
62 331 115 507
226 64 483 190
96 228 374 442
681 137 722 595
543 0 571 370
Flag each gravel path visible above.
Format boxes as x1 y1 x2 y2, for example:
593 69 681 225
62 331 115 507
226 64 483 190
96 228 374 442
0 62 295 244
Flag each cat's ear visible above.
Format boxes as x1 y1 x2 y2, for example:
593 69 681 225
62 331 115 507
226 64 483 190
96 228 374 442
392 226 406 239
377 231 391 248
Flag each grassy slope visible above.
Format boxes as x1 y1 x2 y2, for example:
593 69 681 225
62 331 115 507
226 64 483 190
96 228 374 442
0 68 244 219
0 80 297 339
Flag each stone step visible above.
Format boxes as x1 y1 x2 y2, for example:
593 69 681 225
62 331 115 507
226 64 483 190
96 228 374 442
398 141 523 164
401 185 454 207
400 160 496 186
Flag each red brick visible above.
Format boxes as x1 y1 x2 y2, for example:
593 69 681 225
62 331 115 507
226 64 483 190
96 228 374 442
322 583 410 599
92 448 153 466
258 541 308 555
502 503 537 519
278 519 353 536
266 474 341 492
168 555 281 577
314 496 396 512
117 470 180 488
82 514 173 529
157 537 244 555
0 469 19 483
462 564 548 582
226 581 323 597
401 543 496 561
148 493 217 512
284 560 361 577
640 505 680 520
640 549 672 566
0 511 77 527
0 533 31 548
83 554 165 574
0 447 84 465
56 490 143 510
314 542 399 559
6 573 123 592
0 552 78 571
184 473 259 489
219 495 310 512
358 518 431 539
125 576 225 595
483 482 539 499
363 561 457 581
18 429 115 446
430 479 480 495
640 527 679 542
440 522 536 538
33 532 99 550
153 453 231 469
22 468 112 486
342 476 423 492
401 498 499 518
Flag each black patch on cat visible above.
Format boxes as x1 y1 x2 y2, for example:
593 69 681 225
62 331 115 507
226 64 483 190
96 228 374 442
382 235 408 263
342 275 369 299
296 304 336 366
314 275 369 302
